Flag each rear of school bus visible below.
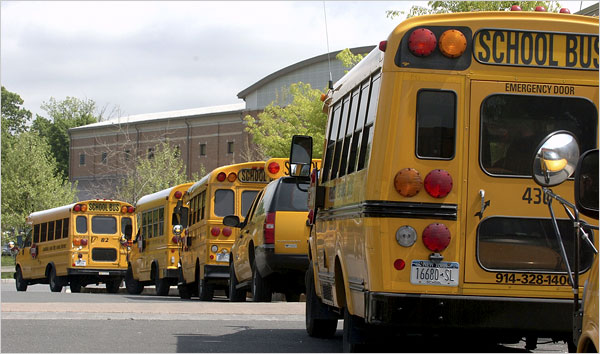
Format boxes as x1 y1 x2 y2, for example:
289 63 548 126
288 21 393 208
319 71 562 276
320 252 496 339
179 160 287 299
314 11 598 346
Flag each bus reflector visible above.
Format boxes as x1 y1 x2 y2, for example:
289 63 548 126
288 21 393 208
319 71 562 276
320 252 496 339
222 227 232 237
510 5 521 11
211 227 220 236
264 212 276 244
379 40 387 52
268 162 280 175
439 29 467 58
227 172 237 182
394 168 422 197
217 172 227 182
174 190 183 199
422 223 451 252
535 6 546 11
396 225 417 247
424 169 452 198
408 28 437 57
393 259 406 270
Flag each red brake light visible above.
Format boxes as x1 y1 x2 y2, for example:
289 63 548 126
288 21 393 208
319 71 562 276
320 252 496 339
424 169 453 198
80 238 88 246
222 227 232 237
211 227 221 236
510 5 521 11
74 204 81 212
535 6 546 11
559 8 570 13
217 172 226 182
422 223 451 252
171 236 179 244
310 168 317 185
408 28 437 57
174 190 183 199
264 212 276 244
128 206 135 213
379 40 387 52
393 259 406 270
307 209 315 225
268 162 280 175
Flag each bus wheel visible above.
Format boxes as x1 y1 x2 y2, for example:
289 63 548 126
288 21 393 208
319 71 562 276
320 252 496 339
125 266 144 295
48 267 63 293
69 276 82 293
178 283 193 299
251 260 271 302
155 270 170 296
305 262 337 338
106 278 121 293
343 307 370 353
198 277 214 301
15 267 28 292
228 261 246 302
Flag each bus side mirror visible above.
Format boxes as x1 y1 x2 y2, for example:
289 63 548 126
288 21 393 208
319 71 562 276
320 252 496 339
532 131 580 187
124 225 133 240
574 149 599 219
290 135 313 177
223 215 241 228
180 207 189 228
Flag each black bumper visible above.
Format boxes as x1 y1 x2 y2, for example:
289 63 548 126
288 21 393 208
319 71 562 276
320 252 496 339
204 264 228 279
366 291 574 336
67 268 126 277
162 268 179 279
255 245 309 277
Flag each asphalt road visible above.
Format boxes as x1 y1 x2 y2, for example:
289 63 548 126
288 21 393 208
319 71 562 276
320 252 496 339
1 281 569 353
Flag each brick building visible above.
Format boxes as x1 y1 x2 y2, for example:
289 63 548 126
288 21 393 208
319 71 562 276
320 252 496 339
69 46 374 200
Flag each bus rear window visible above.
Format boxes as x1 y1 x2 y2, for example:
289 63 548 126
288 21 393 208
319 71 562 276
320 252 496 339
481 95 597 176
214 189 234 217
416 90 456 159
76 216 87 234
478 217 595 273
92 216 117 234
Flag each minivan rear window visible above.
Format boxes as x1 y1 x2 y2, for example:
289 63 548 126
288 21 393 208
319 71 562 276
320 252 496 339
272 179 309 212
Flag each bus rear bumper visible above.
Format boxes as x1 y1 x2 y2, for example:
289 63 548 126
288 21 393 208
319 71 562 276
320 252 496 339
365 291 575 336
67 268 126 277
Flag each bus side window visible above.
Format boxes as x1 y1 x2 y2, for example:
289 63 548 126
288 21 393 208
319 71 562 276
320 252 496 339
62 218 69 238
158 208 164 237
339 88 360 178
322 103 342 182
357 71 381 171
330 95 350 180
48 221 55 241
348 80 370 175
415 89 457 159
200 191 206 221
40 222 47 242
33 224 40 244
55 220 62 240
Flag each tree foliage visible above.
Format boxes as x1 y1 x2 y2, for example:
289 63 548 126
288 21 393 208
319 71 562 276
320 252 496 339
244 82 327 159
1 86 32 136
116 141 203 205
1 131 78 236
32 97 99 178
336 49 365 74
387 1 562 19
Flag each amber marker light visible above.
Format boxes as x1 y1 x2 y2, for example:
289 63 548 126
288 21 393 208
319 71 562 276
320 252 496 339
394 168 423 197
439 29 467 58
227 172 237 182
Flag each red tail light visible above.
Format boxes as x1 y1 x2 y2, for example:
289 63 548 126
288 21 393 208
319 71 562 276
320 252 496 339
510 5 522 11
268 162 280 175
74 204 82 212
535 6 546 11
422 223 451 252
559 8 570 13
128 206 135 213
307 209 315 225
174 190 183 199
211 227 221 236
393 259 406 270
222 227 232 237
217 172 226 182
424 169 453 198
80 238 88 246
408 28 437 57
264 212 276 244
379 40 387 52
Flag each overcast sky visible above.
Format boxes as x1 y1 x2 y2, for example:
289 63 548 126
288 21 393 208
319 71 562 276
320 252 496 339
1 1 595 120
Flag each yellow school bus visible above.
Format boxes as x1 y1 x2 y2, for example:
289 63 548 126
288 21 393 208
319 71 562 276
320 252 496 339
125 182 193 296
301 9 599 351
15 200 135 293
177 159 294 300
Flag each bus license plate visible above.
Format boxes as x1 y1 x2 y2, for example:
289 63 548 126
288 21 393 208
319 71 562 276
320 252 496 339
410 260 459 286
75 260 86 266
216 253 229 263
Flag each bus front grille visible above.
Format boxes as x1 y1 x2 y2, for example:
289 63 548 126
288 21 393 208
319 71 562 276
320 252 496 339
92 248 117 262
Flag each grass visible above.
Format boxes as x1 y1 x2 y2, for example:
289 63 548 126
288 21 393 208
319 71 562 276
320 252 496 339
1 255 15 266
1 272 14 279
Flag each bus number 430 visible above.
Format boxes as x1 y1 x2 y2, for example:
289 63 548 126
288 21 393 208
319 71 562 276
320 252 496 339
522 187 550 205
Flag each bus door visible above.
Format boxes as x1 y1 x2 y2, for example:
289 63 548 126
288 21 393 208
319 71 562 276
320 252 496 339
88 213 122 268
464 80 598 289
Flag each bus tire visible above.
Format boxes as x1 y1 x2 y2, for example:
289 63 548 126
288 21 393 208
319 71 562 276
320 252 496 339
251 260 271 302
342 307 369 353
106 278 121 293
48 267 63 293
155 269 170 296
178 283 193 299
15 267 28 292
228 261 246 302
125 266 144 295
69 276 82 293
198 277 214 301
305 262 337 338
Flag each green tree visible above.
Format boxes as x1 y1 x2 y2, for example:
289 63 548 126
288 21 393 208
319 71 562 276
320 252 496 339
32 97 99 178
387 1 561 19
336 49 365 74
244 82 327 159
1 131 78 238
1 86 32 136
116 141 204 204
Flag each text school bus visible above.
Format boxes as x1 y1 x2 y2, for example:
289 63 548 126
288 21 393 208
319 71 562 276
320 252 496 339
176 159 295 300
124 182 193 295
298 9 599 351
15 200 135 293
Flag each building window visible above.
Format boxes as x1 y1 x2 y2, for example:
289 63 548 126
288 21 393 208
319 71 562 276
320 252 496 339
124 149 131 161
148 147 154 160
101 152 108 164
79 153 86 166
227 141 234 154
199 143 206 156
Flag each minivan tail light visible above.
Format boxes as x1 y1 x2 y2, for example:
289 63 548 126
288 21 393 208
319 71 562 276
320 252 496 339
264 212 276 244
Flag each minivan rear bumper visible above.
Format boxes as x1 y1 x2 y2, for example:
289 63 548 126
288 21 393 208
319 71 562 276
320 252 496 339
255 245 309 277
